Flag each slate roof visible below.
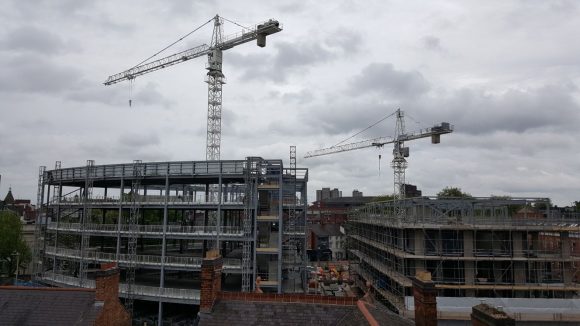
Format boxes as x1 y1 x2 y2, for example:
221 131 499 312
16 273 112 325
0 287 103 326
3 189 14 205
198 299 414 326
198 301 365 326
360 300 414 326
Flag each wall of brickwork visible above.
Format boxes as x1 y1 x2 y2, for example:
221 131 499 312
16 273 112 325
94 263 131 326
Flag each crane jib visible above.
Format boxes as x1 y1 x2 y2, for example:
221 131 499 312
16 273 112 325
103 44 211 85
303 122 453 158
103 19 282 86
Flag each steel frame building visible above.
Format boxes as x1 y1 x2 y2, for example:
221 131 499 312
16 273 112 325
33 157 307 315
347 197 580 321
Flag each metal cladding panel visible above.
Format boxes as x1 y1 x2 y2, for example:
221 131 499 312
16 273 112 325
257 34 266 47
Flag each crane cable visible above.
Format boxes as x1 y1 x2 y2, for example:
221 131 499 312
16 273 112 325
126 17 213 107
404 112 424 129
221 16 250 30
130 17 213 69
332 110 397 147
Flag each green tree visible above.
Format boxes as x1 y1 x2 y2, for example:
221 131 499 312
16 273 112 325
573 201 580 212
0 211 31 277
371 194 395 202
491 195 521 216
437 187 472 199
532 199 551 210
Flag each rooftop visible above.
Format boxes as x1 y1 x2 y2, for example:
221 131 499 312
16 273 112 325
0 286 102 326
198 292 413 326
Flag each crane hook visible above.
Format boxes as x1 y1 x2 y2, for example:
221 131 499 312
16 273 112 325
129 79 134 107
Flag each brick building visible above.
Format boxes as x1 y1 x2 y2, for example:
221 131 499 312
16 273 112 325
1 188 36 223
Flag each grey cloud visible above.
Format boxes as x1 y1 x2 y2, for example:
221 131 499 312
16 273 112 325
68 82 175 108
232 40 334 83
74 133 170 163
4 0 133 34
118 133 161 148
325 29 363 56
0 26 72 55
280 90 314 104
302 98 396 137
348 63 430 99
274 41 333 68
66 80 175 109
133 83 175 108
67 84 128 105
7 0 92 16
0 54 83 93
221 108 239 134
422 36 442 51
229 29 363 83
273 29 361 68
276 2 307 14
296 80 580 143
414 84 580 135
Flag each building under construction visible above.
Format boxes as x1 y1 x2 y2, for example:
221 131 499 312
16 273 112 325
347 197 580 323
33 157 307 320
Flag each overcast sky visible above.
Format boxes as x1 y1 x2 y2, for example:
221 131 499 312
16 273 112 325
1 0 579 206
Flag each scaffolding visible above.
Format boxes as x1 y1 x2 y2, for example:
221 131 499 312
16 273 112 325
125 160 142 314
35 158 308 321
347 197 580 315
242 157 259 292
32 166 46 278
79 160 95 287
281 146 308 292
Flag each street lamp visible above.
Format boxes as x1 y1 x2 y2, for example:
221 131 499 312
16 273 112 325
12 251 20 285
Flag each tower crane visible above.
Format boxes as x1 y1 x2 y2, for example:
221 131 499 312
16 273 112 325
304 109 453 200
104 15 282 160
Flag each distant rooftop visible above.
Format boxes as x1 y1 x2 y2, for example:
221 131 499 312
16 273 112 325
310 224 343 237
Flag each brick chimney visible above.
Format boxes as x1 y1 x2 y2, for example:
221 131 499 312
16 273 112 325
413 270 437 326
471 304 515 326
200 250 223 313
94 263 131 326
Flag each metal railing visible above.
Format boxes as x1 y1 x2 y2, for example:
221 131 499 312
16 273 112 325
47 222 245 237
283 225 306 235
42 272 200 302
350 197 580 229
44 160 249 183
57 194 244 206
45 248 242 271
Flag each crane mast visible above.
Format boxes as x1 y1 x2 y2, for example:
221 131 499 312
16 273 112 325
104 15 282 160
206 16 225 160
392 110 408 201
305 109 453 200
